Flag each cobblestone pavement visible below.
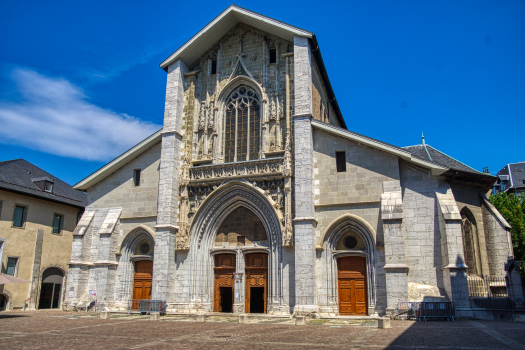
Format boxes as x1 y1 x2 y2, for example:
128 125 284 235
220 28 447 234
1 311 525 349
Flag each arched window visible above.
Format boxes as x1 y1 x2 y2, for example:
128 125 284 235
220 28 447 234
225 86 261 162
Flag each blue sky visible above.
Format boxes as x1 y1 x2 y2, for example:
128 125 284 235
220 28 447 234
0 1 524 185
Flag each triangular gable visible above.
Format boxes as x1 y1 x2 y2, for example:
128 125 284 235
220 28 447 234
160 5 312 71
229 55 254 80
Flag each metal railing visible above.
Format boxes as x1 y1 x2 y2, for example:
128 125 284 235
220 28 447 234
468 276 508 298
128 299 167 314
397 301 455 321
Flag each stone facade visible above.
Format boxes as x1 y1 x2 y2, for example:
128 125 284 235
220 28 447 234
64 6 514 317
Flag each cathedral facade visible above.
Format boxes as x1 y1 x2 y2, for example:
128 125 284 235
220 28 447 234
64 6 513 317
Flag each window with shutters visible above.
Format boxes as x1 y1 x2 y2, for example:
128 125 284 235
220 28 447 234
6 257 19 276
52 213 64 234
12 205 27 228
224 86 261 162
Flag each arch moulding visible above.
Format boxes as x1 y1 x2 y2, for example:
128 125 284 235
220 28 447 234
117 224 156 255
318 213 377 250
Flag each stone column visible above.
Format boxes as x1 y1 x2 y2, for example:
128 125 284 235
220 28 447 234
381 181 408 315
153 58 188 302
292 35 317 315
27 229 44 310
233 248 245 313
435 185 472 317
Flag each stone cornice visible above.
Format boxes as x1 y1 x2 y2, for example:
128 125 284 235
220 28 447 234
189 158 284 183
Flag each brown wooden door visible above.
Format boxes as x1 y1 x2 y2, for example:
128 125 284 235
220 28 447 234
214 254 236 312
338 256 367 315
132 260 153 310
245 253 267 313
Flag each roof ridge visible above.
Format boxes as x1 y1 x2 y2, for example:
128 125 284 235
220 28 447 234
425 144 480 173
0 158 24 166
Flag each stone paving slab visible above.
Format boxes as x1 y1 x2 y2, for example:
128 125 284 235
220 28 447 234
1 311 525 349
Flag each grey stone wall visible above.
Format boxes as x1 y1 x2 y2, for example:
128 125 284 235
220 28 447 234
313 128 400 246
87 143 161 219
481 199 513 277
399 161 444 290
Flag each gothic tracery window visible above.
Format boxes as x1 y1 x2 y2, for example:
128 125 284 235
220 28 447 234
224 86 261 162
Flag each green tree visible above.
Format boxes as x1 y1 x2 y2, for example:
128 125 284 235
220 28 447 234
489 192 525 264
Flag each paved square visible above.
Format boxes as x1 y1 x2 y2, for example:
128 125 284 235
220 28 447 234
0 311 524 349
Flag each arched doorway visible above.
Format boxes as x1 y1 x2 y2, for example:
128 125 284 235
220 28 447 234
213 254 236 312
319 214 376 316
0 294 7 311
245 253 268 313
188 181 286 314
337 256 367 315
132 260 153 309
114 226 154 308
38 268 64 309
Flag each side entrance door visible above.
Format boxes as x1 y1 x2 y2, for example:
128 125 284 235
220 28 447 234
338 256 367 315
132 260 153 309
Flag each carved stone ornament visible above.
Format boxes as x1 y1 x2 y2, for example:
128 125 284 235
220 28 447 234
189 158 284 182
198 103 206 131
179 150 191 187
176 222 190 250
283 134 293 178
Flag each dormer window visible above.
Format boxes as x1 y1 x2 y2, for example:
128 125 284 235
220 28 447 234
44 181 53 193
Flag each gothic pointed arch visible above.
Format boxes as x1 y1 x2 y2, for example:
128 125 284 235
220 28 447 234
186 180 287 313
318 213 377 249
460 206 481 276
114 225 155 302
318 213 377 315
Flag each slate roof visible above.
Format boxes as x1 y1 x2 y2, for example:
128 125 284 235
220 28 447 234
0 159 87 208
403 144 480 173
497 162 525 192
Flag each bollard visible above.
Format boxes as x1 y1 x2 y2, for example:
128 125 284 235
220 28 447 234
238 314 249 324
100 311 110 320
378 317 391 329
150 312 160 321
196 314 206 323
295 316 306 326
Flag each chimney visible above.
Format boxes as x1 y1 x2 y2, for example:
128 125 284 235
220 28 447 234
483 167 490 174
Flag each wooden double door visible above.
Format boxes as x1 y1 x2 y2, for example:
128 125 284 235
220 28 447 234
245 253 267 314
214 254 236 312
213 253 268 313
338 256 367 315
132 260 153 309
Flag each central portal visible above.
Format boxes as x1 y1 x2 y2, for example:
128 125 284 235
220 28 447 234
213 206 270 313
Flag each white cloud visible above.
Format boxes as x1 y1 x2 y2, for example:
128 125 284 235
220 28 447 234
0 68 162 162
